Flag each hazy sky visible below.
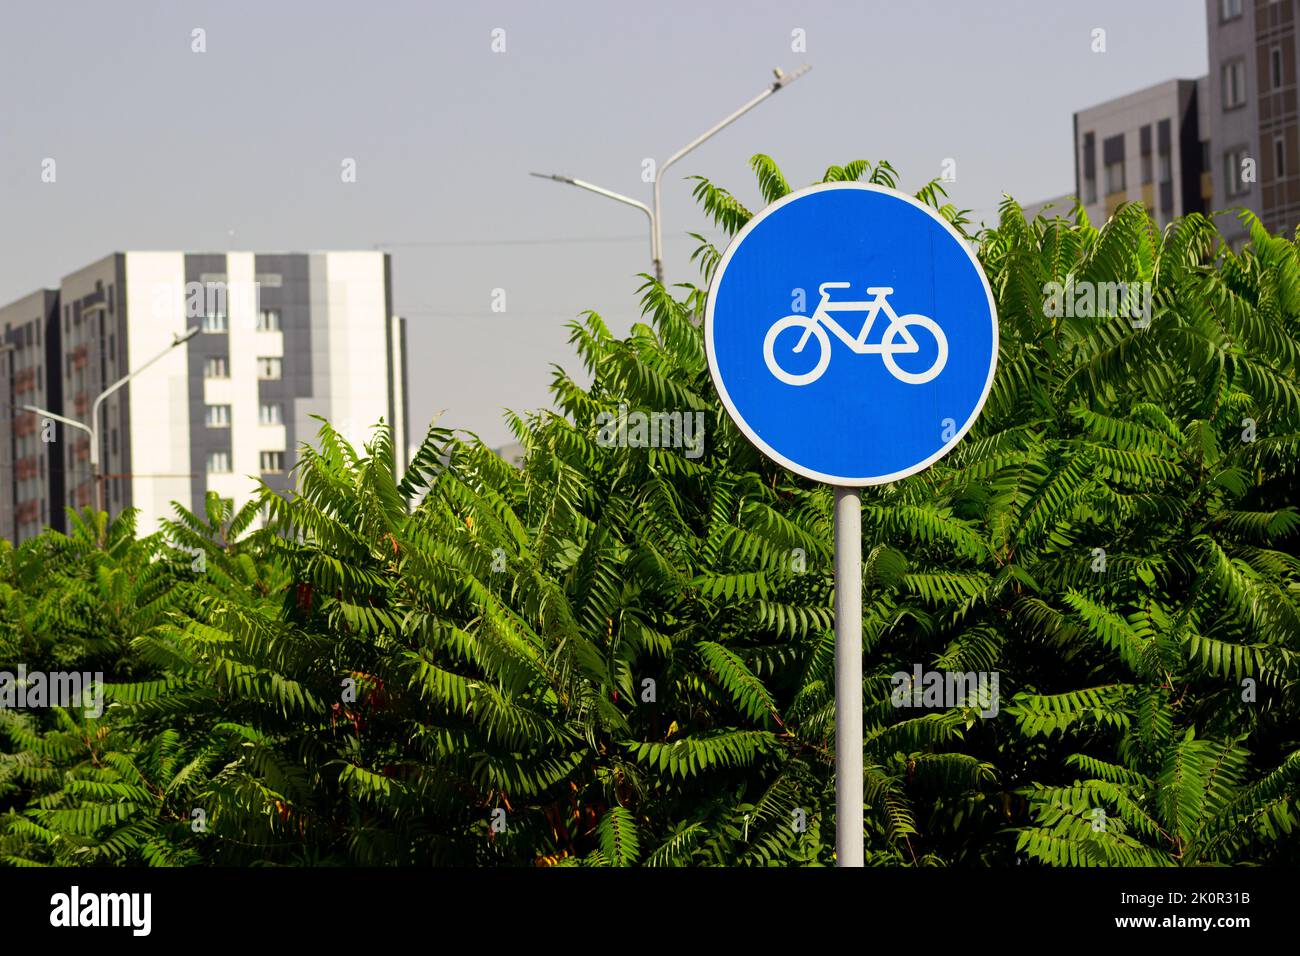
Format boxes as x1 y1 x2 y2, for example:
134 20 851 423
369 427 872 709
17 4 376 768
1 0 1208 448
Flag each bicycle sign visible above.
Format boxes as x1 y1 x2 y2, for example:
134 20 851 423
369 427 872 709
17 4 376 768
705 182 998 486
704 181 1000 867
763 282 948 386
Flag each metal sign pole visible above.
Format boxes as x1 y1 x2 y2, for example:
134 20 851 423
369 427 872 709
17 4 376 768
834 486 864 867
703 181 999 869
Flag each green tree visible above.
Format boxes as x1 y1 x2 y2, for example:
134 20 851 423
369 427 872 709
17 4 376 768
1 157 1296 867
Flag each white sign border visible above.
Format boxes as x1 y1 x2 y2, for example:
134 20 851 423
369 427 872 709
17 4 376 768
704 181 1000 487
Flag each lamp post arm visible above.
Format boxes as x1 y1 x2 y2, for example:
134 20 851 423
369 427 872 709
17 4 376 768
651 65 811 278
530 173 656 261
89 326 198 469
22 404 91 438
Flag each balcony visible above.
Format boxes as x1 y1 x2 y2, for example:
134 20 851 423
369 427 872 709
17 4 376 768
14 415 37 438
15 456 38 481
13 368 36 395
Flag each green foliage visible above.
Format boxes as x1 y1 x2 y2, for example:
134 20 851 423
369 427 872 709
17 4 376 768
0 162 1296 867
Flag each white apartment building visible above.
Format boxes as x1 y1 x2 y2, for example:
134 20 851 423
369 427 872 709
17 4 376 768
1 251 408 541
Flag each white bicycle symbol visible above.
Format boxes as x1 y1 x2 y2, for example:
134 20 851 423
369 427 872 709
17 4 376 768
763 282 948 386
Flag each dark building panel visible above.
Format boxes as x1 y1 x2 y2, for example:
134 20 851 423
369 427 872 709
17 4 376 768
1103 134 1126 164
2 321 18 541
42 291 64 534
185 254 228 511
1180 83 1206 215
255 254 311 497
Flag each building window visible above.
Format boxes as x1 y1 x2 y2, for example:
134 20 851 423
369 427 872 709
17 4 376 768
1220 0 1243 20
1158 153 1172 184
1105 158 1126 195
259 450 285 473
1224 147 1250 197
1272 46 1284 90
207 451 231 473
204 356 229 379
205 404 231 428
259 402 284 425
257 356 282 380
1275 136 1286 178
202 310 228 333
1223 59 1247 109
256 308 281 332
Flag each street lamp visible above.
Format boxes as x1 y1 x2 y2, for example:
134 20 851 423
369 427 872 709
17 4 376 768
531 65 810 283
23 325 199 513
528 173 654 262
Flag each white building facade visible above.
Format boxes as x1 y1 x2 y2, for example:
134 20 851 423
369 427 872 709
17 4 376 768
1 251 408 541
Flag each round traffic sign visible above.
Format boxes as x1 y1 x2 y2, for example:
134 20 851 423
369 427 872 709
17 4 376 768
705 182 998 485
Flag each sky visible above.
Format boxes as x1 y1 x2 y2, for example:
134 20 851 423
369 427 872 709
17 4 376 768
0 0 1209 448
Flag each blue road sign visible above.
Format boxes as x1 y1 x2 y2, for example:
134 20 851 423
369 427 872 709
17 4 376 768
705 182 999 485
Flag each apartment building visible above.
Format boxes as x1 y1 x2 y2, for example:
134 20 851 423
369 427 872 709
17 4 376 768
0 251 408 543
0 290 63 542
1054 3 1300 244
1074 78 1209 231
1207 0 1300 245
